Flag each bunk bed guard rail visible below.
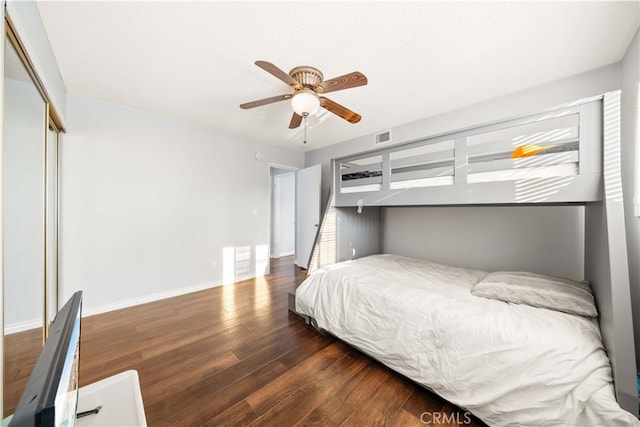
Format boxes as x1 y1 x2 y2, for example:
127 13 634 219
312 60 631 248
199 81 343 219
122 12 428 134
334 96 604 207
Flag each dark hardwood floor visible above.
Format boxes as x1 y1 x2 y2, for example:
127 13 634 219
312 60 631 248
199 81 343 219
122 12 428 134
4 257 485 426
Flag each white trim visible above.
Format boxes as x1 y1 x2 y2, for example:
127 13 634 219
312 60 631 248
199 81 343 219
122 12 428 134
278 251 295 257
268 163 299 172
81 280 223 318
4 318 42 335
272 251 294 259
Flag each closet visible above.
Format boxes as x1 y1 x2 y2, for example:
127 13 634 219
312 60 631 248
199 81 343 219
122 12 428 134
3 14 64 415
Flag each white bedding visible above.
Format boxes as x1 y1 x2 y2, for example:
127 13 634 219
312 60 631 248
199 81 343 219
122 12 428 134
295 254 639 426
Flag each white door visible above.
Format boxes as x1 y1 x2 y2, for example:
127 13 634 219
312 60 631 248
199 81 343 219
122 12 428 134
295 164 321 268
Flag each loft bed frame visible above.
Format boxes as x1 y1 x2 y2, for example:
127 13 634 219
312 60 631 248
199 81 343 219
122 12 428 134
335 95 605 207
305 91 637 416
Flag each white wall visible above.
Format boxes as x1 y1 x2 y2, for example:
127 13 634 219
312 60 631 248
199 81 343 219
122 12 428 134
620 29 640 367
384 206 584 279
3 78 45 331
60 95 304 315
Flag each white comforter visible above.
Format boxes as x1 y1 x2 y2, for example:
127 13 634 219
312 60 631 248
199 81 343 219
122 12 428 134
295 254 639 426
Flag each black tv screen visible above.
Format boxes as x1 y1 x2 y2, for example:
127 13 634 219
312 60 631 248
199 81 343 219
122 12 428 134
9 291 83 427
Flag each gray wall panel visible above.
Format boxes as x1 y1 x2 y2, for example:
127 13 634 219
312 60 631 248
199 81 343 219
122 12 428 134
337 207 382 263
620 28 640 369
383 205 584 278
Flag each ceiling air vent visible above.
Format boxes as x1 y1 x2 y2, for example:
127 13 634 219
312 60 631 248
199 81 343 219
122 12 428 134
374 130 392 145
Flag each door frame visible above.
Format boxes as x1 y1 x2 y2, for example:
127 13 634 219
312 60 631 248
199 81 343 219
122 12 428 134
267 163 298 273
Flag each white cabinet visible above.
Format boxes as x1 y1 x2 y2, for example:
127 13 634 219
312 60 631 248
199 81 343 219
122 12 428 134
76 370 146 427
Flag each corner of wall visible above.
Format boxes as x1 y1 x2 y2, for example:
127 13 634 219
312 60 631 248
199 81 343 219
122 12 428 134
620 25 640 370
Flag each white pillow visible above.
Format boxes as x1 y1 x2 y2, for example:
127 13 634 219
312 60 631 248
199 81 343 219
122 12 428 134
471 271 597 317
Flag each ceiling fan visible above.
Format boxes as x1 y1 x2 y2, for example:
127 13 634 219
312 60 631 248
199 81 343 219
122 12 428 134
240 61 368 129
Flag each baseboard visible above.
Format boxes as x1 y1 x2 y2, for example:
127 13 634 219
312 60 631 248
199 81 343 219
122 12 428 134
5 318 42 335
271 251 294 259
4 280 228 334
82 280 224 318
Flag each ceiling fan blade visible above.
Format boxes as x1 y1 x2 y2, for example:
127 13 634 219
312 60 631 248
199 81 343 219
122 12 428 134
319 96 362 124
289 113 303 129
240 93 292 109
315 71 367 94
255 61 302 89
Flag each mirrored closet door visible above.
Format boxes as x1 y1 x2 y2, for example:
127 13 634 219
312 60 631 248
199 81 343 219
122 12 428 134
46 118 60 332
3 22 62 415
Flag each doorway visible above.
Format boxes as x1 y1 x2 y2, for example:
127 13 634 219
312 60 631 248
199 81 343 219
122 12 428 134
269 164 321 270
270 167 296 259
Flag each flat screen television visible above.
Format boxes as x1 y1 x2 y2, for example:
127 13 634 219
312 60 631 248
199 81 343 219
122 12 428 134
9 291 83 427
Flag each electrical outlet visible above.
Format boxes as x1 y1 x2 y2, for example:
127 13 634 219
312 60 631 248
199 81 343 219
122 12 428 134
210 261 217 271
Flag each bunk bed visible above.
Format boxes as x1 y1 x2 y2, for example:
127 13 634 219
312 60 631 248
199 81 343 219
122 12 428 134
293 91 639 426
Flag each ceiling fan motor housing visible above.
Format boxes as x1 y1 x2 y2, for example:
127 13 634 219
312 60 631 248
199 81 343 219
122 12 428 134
289 66 324 90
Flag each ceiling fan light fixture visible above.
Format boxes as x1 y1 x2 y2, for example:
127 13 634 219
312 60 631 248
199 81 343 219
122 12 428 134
291 89 320 116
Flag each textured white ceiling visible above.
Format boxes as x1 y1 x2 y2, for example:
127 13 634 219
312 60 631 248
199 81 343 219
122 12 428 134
36 1 639 152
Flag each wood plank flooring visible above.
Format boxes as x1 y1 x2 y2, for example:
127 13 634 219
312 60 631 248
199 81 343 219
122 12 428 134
4 257 486 426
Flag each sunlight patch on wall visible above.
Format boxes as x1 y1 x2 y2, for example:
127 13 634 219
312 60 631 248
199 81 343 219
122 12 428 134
512 127 574 146
223 244 270 285
222 281 235 319
255 244 269 277
603 93 623 202
223 247 235 285
308 206 337 273
222 244 269 318
514 176 574 203
222 246 236 317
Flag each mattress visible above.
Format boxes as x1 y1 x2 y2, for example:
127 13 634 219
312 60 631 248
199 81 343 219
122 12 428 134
340 163 578 193
295 254 639 426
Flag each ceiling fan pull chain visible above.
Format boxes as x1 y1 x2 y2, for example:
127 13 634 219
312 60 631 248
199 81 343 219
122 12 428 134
303 114 308 144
